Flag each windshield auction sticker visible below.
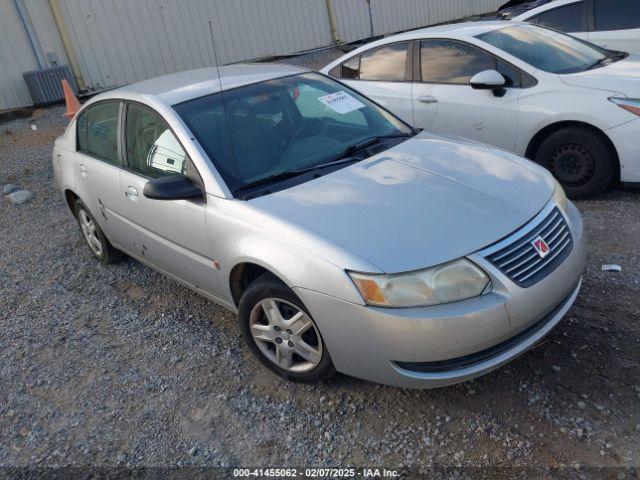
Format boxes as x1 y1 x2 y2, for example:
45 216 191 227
318 91 366 115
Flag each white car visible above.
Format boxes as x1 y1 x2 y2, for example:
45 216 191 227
321 21 640 198
510 0 640 53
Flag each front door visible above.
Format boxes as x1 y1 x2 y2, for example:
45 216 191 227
413 39 521 152
114 102 220 294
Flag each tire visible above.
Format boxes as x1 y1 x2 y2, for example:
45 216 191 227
535 127 615 199
74 200 122 264
238 273 336 383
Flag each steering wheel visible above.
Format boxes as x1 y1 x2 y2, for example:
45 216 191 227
289 118 329 145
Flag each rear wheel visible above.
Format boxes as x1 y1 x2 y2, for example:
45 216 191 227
74 200 121 264
238 274 336 383
535 127 615 199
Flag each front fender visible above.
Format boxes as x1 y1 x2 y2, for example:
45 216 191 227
206 196 371 307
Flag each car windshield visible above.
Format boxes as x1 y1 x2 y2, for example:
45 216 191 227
174 72 411 195
477 25 611 74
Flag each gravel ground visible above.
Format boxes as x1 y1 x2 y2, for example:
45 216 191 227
1 51 639 478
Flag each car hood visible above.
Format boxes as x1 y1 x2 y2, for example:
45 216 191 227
249 133 555 273
560 55 640 97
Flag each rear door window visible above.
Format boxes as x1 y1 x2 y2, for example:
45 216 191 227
77 101 120 165
536 2 586 32
341 56 361 80
359 43 410 81
594 0 640 31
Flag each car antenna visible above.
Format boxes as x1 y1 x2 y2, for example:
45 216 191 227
208 20 238 185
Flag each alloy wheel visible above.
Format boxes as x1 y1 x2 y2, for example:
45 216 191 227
249 298 323 373
78 209 103 257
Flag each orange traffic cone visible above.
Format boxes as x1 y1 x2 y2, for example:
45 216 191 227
62 79 81 119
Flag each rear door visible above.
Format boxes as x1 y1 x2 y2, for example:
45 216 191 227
331 42 415 124
412 39 522 152
72 100 128 243
114 102 221 294
589 0 640 52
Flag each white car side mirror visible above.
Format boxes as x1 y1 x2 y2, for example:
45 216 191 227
470 70 507 97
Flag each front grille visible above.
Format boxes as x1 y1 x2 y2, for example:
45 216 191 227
487 207 573 288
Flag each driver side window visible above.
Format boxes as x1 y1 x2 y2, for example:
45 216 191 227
125 104 188 179
420 40 495 84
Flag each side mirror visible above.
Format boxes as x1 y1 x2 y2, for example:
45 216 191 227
143 174 203 200
470 70 507 97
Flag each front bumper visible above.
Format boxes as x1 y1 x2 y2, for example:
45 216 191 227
294 201 585 388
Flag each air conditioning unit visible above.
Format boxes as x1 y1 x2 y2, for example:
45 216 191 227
23 65 78 106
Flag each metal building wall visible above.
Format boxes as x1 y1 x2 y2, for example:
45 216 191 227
334 0 503 42
56 0 333 92
0 0 70 111
333 0 373 43
1 0 504 111
0 0 39 110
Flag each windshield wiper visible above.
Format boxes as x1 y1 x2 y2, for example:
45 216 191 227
233 169 313 195
233 131 418 197
326 131 418 165
588 55 614 70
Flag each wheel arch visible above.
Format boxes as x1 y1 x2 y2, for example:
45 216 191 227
229 262 289 308
525 121 620 181
64 189 80 213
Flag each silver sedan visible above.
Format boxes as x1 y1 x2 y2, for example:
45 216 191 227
53 64 585 388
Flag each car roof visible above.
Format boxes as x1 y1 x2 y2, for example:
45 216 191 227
95 63 309 106
382 20 520 40
512 0 579 19
321 20 521 70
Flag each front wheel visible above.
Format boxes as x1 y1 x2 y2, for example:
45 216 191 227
238 274 336 383
535 127 615 199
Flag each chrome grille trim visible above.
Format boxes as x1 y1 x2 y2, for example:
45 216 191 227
484 206 573 288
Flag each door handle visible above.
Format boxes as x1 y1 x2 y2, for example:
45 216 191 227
418 95 439 104
79 164 88 177
125 186 139 201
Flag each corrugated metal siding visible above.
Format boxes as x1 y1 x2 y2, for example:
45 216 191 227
0 0 39 110
23 0 69 67
1 0 504 111
333 0 373 43
57 0 333 92
338 0 503 40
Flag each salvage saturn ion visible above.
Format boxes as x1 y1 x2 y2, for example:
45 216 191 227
53 64 585 388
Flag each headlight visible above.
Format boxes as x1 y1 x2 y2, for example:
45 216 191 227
348 259 490 308
553 180 568 212
609 97 640 117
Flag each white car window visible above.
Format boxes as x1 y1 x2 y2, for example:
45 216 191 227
420 40 495 84
535 2 586 32
359 43 409 82
479 25 608 74
594 0 640 31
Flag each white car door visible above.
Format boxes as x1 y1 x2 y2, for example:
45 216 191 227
413 39 521 152
588 0 640 53
336 42 414 124
114 102 221 294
